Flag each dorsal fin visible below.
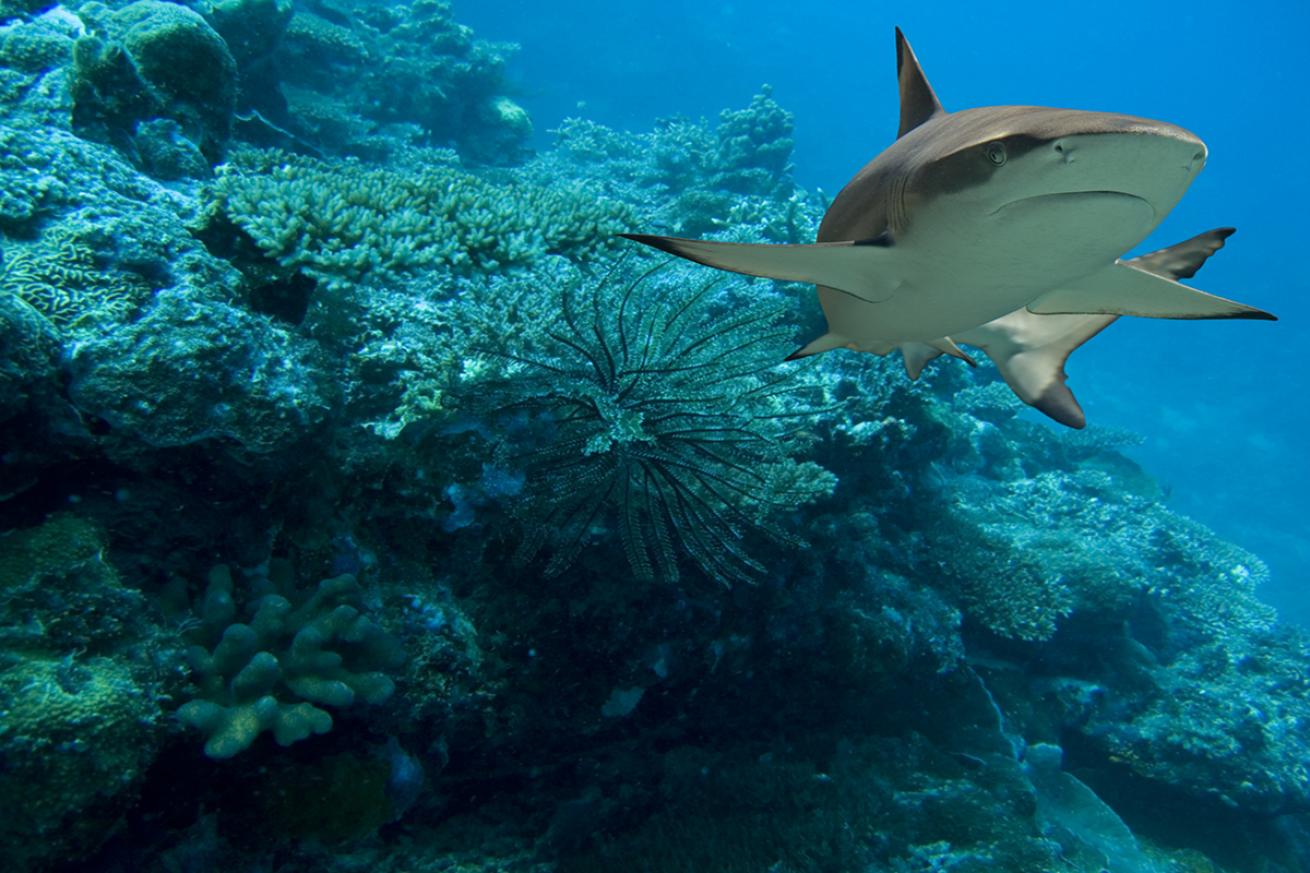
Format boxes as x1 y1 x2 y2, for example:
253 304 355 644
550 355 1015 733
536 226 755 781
895 28 944 138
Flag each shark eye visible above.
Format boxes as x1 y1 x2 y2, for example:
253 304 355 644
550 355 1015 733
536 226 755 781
984 141 1008 166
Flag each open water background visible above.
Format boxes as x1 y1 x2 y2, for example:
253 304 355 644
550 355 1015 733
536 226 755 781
463 0 1310 619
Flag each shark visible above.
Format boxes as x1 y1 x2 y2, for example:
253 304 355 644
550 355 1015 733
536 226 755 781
622 29 1275 428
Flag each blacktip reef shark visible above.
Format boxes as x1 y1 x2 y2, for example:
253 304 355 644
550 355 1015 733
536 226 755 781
622 29 1275 428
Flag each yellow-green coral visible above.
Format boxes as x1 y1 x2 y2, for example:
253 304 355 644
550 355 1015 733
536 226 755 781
207 149 634 290
1 226 150 329
0 656 160 868
177 565 405 758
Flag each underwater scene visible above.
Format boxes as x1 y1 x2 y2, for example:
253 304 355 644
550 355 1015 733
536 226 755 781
1 0 1308 870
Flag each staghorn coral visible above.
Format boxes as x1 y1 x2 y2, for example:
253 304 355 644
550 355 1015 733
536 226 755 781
471 256 836 585
206 148 634 290
177 564 405 758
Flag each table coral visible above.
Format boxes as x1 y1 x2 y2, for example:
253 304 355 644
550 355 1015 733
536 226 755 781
178 565 405 758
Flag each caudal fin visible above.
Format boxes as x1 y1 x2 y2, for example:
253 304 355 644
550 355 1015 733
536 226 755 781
957 311 1116 428
960 227 1259 428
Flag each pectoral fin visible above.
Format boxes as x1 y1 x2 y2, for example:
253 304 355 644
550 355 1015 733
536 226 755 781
1028 260 1275 321
956 311 1117 429
1129 227 1234 280
621 233 898 303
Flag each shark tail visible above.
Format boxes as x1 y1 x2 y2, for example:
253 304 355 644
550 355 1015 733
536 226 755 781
960 227 1253 429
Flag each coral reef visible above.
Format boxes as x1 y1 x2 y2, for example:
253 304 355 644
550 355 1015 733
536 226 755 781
71 0 237 163
177 564 405 758
0 655 162 869
0 6 1306 871
541 88 824 242
270 0 529 162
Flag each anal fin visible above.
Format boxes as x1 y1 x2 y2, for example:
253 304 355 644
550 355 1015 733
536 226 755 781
1028 261 1275 321
900 338 976 379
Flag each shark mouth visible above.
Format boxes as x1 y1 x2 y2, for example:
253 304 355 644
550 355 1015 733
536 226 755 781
991 190 1154 217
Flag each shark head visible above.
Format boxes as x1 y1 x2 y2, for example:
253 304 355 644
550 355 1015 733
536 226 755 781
893 106 1208 273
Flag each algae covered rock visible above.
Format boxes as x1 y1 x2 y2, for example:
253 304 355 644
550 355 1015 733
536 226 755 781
0 513 153 654
0 288 60 423
71 0 237 166
66 292 334 458
177 564 405 758
0 514 165 871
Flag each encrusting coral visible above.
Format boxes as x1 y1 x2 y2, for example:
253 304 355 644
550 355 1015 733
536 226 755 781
177 564 405 758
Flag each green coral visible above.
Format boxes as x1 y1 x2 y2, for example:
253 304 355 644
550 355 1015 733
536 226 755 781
207 149 634 290
177 564 405 758
0 656 161 869
71 0 236 161
474 257 836 585
712 84 796 195
0 513 166 869
539 93 820 242
0 513 152 654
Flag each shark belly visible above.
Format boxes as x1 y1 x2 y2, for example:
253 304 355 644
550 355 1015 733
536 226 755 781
822 191 1159 346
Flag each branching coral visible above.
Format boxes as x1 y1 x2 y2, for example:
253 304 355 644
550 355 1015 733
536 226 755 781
177 564 405 758
476 257 837 585
206 149 634 290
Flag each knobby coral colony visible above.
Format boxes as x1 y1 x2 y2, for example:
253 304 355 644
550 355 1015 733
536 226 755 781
481 257 836 586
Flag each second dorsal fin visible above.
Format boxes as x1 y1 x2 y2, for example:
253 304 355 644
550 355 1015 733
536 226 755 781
895 28 944 138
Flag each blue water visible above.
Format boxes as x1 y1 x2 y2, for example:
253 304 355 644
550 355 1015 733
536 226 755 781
465 0 1310 619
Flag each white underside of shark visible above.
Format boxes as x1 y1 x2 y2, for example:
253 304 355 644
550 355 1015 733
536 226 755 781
624 29 1275 428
